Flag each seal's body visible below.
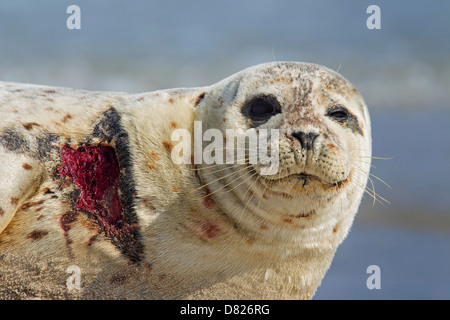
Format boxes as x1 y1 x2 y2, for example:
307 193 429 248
0 62 371 299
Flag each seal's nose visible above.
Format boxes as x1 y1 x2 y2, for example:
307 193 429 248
292 131 319 150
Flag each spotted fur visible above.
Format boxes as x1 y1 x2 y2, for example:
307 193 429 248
0 62 371 299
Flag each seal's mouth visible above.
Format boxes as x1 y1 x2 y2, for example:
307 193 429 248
295 173 347 188
260 172 349 190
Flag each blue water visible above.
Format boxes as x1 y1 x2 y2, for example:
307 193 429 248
369 110 450 212
315 222 450 299
0 0 449 299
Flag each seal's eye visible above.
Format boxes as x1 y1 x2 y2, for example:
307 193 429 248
250 101 275 118
327 106 349 121
244 95 281 125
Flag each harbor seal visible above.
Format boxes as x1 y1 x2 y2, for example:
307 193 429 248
0 61 371 299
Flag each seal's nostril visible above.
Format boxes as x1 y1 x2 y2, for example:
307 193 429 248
292 131 318 150
292 131 307 149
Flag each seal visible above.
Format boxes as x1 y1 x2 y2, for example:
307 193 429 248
0 61 371 299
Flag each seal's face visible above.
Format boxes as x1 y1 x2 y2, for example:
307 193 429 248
196 62 371 239
204 62 371 197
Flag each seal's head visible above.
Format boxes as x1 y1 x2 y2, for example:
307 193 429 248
195 61 371 247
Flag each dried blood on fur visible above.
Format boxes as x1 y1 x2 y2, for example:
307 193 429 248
60 145 124 228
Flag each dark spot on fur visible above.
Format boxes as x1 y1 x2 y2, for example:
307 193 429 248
202 186 215 209
109 274 127 285
158 274 167 281
145 262 153 271
22 163 33 170
295 210 316 219
281 193 293 200
60 211 78 232
0 207 4 216
20 200 45 211
26 230 49 242
60 211 78 259
195 92 206 107
35 133 59 161
91 111 142 260
162 141 173 153
65 109 143 263
346 113 363 136
333 224 339 233
148 151 159 162
62 114 73 123
86 235 97 246
43 89 56 94
92 108 122 143
170 121 178 129
10 197 19 206
43 188 55 195
23 122 40 131
142 198 155 210
0 128 30 153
